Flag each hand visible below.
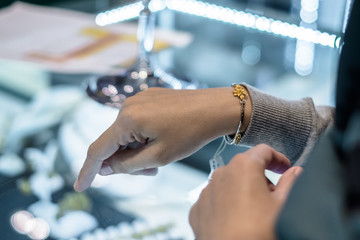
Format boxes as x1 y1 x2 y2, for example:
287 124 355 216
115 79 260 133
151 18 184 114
189 144 303 240
74 87 249 192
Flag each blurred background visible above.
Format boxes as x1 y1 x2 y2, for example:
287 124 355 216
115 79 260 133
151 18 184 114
0 0 346 239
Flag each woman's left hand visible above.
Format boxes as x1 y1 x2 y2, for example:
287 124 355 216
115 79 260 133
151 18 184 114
189 144 303 240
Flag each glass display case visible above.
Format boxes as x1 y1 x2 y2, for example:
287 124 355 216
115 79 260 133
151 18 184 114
0 0 346 239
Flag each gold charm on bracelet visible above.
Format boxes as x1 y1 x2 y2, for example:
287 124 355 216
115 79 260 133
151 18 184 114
232 84 248 101
235 133 242 144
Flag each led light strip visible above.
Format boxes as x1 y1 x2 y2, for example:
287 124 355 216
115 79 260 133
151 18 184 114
95 0 340 48
95 1 144 26
95 0 166 26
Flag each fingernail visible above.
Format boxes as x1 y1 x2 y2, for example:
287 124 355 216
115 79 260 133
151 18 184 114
294 167 303 176
73 179 80 192
99 163 114 176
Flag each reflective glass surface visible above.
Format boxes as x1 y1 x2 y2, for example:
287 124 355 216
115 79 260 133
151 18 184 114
0 0 345 239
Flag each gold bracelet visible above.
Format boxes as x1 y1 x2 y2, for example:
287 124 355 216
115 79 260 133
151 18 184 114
224 84 248 145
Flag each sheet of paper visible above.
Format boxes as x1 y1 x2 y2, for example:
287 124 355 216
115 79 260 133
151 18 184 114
0 2 192 74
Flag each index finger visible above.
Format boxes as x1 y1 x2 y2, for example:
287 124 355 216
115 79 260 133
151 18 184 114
245 144 291 174
74 125 123 192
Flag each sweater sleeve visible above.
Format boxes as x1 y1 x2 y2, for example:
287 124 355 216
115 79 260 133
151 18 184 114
239 84 335 165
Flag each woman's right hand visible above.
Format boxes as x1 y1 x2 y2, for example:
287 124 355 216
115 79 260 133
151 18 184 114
74 87 249 192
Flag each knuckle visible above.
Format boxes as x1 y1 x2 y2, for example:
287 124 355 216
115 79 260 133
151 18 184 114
120 105 143 123
121 95 141 110
121 97 132 108
148 87 162 92
246 144 274 161
87 143 97 159
134 90 147 97
256 143 272 152
124 94 137 103
229 152 253 169
108 157 130 173
251 144 276 161
232 152 246 164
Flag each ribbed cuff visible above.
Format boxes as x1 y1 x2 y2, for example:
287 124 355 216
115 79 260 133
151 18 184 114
239 84 314 164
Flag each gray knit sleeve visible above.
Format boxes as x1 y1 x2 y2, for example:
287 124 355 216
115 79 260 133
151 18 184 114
239 84 335 165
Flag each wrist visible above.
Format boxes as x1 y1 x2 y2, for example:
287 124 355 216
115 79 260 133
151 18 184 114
191 86 252 141
201 87 242 139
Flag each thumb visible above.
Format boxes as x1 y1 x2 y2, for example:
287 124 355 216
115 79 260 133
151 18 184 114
274 166 303 201
100 142 165 175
